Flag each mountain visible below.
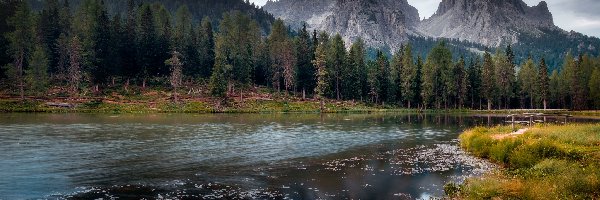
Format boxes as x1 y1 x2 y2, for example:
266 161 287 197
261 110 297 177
263 0 419 51
417 0 556 47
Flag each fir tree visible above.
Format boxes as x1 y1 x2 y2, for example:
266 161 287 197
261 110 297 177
537 58 550 109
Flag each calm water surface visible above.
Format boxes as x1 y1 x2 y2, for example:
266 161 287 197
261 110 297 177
0 113 596 199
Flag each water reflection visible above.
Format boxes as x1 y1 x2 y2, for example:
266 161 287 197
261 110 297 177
0 113 597 199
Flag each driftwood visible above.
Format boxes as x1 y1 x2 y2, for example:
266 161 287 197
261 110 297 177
46 102 74 108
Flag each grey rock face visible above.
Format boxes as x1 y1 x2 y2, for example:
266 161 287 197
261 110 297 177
263 0 420 50
417 0 558 47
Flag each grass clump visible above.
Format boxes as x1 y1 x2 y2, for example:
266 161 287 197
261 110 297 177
455 124 600 199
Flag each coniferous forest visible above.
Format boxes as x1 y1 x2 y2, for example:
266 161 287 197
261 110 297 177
1 0 600 111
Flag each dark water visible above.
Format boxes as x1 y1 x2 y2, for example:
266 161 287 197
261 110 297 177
0 113 596 199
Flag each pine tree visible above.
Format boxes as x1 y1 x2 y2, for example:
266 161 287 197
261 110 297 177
455 56 468 109
494 49 514 109
328 34 346 100
209 53 230 98
390 46 403 105
5 1 33 100
518 57 537 108
414 56 423 108
268 19 295 93
137 4 158 88
549 70 561 108
199 17 215 78
39 0 62 74
400 45 416 108
26 45 49 96
589 67 600 109
68 36 83 96
347 38 366 101
422 41 452 109
467 58 482 109
537 58 550 109
295 23 314 99
481 50 496 110
166 50 183 102
313 41 328 111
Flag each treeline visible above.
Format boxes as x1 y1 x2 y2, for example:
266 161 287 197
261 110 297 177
2 0 600 110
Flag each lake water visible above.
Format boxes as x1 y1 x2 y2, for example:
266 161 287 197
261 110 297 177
0 113 596 199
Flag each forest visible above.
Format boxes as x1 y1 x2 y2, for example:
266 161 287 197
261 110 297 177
1 0 600 111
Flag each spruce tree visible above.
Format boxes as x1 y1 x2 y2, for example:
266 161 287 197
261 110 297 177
199 17 215 78
537 58 550 109
328 34 346 100
313 41 328 111
26 45 49 96
482 51 496 110
295 23 314 99
5 1 33 100
400 45 416 108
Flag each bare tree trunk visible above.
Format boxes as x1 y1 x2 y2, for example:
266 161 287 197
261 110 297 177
543 99 547 110
320 99 324 112
336 78 340 100
302 88 306 100
487 99 492 111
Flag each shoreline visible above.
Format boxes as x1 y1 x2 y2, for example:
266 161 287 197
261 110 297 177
1 98 598 115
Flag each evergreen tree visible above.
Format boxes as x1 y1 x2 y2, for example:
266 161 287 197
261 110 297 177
537 58 550 109
166 50 183 102
198 17 215 78
26 45 49 95
589 67 600 109
422 41 452 109
328 34 346 100
414 56 423 108
549 70 561 108
347 38 366 101
268 19 295 93
122 0 138 84
455 56 467 109
467 58 482 109
390 46 403 105
137 4 158 88
400 45 417 108
295 23 314 99
481 50 496 110
313 40 328 111
518 57 537 108
494 49 514 109
5 1 33 100
68 36 83 95
38 0 62 74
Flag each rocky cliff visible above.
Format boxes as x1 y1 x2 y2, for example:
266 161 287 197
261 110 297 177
417 0 559 46
263 0 420 50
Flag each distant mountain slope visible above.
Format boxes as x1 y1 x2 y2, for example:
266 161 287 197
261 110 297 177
28 0 275 32
263 0 420 51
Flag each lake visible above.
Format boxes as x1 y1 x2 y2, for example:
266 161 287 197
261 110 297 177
0 113 596 199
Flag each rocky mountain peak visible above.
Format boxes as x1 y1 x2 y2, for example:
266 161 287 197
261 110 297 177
418 0 556 47
263 0 419 51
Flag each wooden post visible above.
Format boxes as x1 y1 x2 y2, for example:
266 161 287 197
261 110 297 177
512 115 515 130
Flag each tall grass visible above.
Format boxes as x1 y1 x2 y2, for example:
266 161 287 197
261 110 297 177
455 124 600 199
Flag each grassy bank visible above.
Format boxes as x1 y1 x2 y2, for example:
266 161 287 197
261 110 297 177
450 124 600 199
0 98 438 114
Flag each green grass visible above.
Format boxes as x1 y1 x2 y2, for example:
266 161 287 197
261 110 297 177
454 124 600 199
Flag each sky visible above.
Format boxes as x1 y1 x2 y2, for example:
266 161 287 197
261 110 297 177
249 0 600 38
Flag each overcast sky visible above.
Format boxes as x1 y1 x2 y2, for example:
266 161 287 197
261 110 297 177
249 0 600 38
